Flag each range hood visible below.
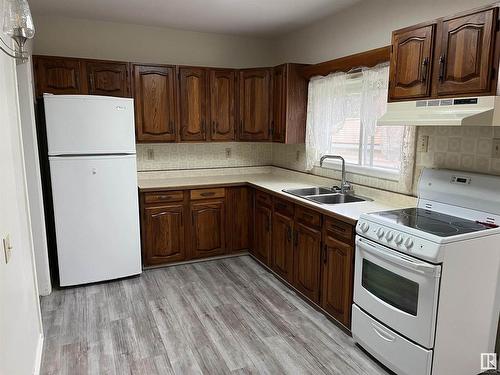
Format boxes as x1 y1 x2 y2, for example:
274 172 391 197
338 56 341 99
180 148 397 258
377 96 500 127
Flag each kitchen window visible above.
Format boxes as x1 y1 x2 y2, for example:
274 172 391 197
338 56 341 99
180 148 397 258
305 63 416 191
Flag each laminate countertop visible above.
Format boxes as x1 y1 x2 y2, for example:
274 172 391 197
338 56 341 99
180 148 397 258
137 166 417 224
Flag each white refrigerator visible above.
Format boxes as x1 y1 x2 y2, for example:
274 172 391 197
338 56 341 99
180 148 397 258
44 94 142 286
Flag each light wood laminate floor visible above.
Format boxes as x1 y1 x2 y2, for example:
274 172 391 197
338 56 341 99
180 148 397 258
40 255 388 375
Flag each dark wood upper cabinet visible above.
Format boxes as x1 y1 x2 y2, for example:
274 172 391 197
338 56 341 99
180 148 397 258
85 61 130 97
133 64 177 142
190 199 226 259
435 8 497 96
271 64 308 144
178 67 208 142
239 68 271 141
271 210 294 282
34 56 84 97
227 187 252 252
254 200 272 265
142 204 186 266
389 24 435 100
209 69 236 141
321 228 354 328
293 222 321 303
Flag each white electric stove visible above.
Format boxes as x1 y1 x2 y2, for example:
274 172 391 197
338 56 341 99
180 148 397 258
352 168 500 375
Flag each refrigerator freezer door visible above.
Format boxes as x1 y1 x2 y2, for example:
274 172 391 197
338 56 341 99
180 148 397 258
44 95 136 155
49 155 141 286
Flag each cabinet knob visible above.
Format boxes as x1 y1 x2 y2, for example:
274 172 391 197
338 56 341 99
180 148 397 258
420 57 429 82
438 55 446 82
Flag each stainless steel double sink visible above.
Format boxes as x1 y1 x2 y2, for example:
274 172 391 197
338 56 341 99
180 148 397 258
282 187 371 205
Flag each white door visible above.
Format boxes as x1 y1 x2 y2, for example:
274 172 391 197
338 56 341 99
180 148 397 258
354 236 441 349
44 95 136 155
49 155 141 286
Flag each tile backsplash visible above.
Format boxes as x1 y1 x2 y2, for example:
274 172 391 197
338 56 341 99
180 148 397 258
137 126 500 196
136 142 273 171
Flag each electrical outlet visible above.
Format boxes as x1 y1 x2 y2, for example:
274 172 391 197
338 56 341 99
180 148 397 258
296 150 301 162
417 135 429 153
147 148 154 160
492 139 500 159
225 148 231 158
3 234 12 264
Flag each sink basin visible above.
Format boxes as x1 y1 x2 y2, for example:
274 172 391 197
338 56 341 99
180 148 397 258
282 187 334 197
307 193 367 204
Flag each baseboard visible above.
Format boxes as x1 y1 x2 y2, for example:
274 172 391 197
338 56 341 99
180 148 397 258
33 333 44 375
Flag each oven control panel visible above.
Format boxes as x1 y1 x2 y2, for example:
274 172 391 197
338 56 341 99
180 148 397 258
356 219 441 262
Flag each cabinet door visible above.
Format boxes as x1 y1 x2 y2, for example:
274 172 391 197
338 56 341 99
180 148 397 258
190 200 225 259
435 8 497 96
133 65 177 142
254 203 272 265
227 187 252 252
143 204 186 266
271 65 286 142
271 211 294 282
293 223 321 303
179 67 207 142
389 25 435 100
210 69 236 141
86 61 130 97
239 69 271 141
321 236 354 328
34 56 84 97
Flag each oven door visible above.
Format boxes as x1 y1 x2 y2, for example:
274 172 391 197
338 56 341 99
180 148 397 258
354 236 441 349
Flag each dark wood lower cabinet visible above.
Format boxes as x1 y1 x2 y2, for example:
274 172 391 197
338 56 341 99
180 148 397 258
293 222 322 303
140 186 355 330
142 204 186 266
190 199 226 259
271 211 294 282
253 202 272 265
320 235 354 327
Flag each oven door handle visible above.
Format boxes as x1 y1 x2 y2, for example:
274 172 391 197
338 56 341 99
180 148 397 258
356 237 440 276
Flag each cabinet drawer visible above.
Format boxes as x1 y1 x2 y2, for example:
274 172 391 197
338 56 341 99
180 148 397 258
324 217 354 244
273 198 294 217
190 188 225 200
255 190 272 207
295 206 321 229
144 191 184 204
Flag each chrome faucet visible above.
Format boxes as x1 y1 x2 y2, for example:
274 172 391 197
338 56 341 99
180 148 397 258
319 155 352 194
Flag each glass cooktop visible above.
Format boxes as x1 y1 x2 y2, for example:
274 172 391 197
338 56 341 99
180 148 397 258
369 208 494 237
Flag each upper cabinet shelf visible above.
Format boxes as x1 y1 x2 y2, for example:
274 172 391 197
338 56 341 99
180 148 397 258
389 5 499 102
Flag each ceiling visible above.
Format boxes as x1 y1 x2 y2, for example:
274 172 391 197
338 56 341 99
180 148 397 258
29 0 361 38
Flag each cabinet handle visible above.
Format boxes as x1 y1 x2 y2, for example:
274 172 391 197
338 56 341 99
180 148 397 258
266 215 271 232
89 74 95 90
323 243 327 264
287 227 292 242
294 231 298 247
420 57 429 82
212 121 216 133
276 202 287 211
438 55 446 82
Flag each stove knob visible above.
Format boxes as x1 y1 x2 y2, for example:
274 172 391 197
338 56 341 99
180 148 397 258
359 222 370 233
376 228 385 238
385 231 394 241
404 237 414 249
395 234 404 245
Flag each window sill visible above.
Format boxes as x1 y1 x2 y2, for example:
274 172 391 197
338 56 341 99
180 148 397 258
319 160 400 182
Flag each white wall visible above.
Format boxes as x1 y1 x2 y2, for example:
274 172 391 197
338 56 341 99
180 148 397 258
0 51 44 374
17 57 52 296
33 15 276 67
275 0 495 64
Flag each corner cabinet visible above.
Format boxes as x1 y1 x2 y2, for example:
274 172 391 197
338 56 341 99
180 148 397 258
238 68 272 141
389 6 499 101
253 191 273 264
133 64 178 142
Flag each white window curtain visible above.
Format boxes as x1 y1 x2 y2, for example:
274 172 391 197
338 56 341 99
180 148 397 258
305 62 416 193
